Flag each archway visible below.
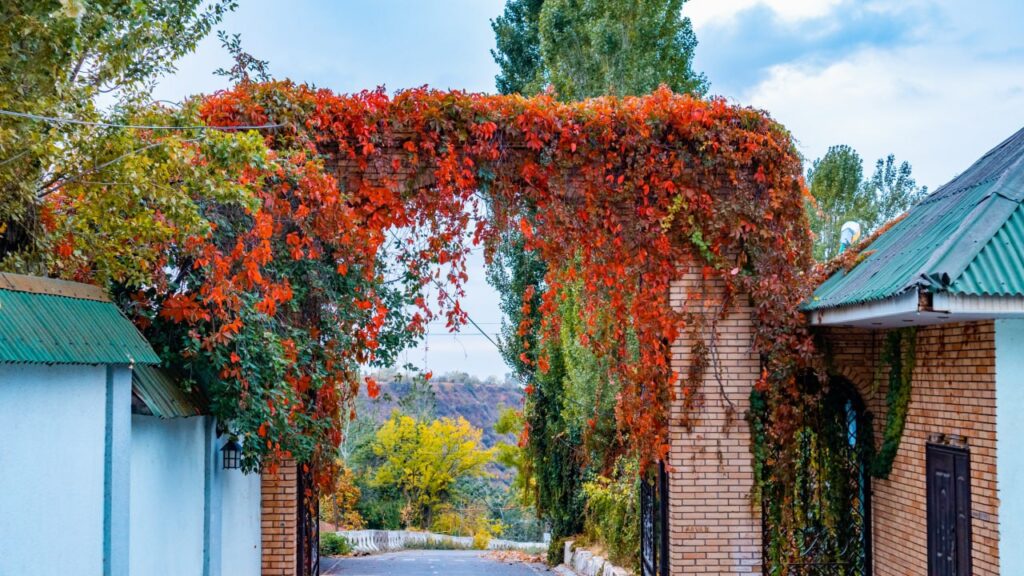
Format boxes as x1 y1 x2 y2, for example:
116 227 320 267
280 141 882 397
762 373 874 576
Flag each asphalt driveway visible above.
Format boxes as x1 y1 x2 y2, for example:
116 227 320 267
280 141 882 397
321 550 555 576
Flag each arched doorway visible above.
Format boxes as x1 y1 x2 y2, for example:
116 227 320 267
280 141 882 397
763 374 874 576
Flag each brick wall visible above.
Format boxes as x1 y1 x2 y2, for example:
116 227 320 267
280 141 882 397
261 461 298 576
667 270 762 575
820 321 1000 575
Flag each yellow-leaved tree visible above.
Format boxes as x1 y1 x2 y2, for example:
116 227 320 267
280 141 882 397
371 413 494 527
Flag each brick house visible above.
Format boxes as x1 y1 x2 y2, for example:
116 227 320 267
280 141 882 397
667 127 1024 575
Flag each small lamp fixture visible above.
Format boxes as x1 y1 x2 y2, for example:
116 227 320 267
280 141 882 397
221 437 243 470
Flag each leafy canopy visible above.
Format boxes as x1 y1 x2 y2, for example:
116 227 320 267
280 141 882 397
807 145 928 260
0 0 234 258
491 0 706 99
371 413 494 526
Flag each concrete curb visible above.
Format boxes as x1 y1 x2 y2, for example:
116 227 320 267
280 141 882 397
559 540 630 576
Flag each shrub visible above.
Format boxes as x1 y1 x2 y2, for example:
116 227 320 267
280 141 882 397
581 457 639 571
472 530 491 550
320 533 352 556
547 536 569 566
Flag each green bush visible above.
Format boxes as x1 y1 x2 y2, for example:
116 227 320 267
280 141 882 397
547 536 569 566
320 532 352 556
581 458 639 571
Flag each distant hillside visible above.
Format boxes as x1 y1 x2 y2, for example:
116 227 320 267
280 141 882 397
359 372 524 447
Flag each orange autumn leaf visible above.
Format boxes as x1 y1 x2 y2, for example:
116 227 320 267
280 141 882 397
365 377 380 399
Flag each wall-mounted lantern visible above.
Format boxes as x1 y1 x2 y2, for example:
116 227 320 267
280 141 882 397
221 438 243 470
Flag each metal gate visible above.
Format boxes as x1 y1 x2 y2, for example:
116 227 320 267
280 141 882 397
640 461 669 576
764 377 872 576
297 466 320 576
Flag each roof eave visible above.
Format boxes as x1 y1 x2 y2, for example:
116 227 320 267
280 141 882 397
807 289 923 328
807 288 1024 328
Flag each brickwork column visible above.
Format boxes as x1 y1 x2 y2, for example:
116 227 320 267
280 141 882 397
667 270 762 574
261 460 298 576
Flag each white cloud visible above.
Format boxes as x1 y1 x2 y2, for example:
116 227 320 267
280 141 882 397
686 0 844 29
743 44 1024 188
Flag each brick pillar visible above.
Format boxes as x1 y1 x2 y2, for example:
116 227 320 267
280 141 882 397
667 271 762 575
261 460 298 576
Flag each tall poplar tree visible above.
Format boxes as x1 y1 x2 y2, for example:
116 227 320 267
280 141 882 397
807 146 928 261
488 0 706 542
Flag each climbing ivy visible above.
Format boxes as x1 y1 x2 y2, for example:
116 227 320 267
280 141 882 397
753 325 917 570
872 327 916 478
752 375 877 574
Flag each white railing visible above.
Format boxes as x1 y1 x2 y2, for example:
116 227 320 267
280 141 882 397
336 529 548 554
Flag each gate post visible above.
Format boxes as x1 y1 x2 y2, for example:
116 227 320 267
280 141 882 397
667 270 762 574
262 460 299 576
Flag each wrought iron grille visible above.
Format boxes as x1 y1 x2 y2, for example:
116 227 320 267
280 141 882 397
297 467 320 576
640 461 669 576
764 378 872 576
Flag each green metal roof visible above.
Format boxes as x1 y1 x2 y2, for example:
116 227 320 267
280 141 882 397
0 273 160 365
807 126 1024 311
132 364 207 418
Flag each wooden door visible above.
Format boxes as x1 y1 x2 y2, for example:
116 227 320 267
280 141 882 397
927 444 972 576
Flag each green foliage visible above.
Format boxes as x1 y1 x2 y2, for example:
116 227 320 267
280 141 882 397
872 327 916 478
353 486 403 530
30 105 265 286
319 533 352 556
807 145 928 260
494 407 536 508
491 0 546 96
806 145 872 261
538 0 707 100
559 281 619 468
0 0 234 257
753 377 878 574
581 458 640 570
527 338 587 540
547 536 569 566
485 223 547 381
492 0 706 100
869 154 929 225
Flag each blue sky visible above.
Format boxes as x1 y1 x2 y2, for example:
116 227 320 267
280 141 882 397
155 0 1024 378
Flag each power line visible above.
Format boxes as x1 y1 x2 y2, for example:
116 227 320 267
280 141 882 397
423 332 501 337
0 109 284 131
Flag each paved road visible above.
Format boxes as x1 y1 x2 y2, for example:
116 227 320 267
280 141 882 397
321 550 556 576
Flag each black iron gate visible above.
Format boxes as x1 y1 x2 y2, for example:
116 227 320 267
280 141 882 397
640 460 669 576
763 377 872 576
297 466 320 576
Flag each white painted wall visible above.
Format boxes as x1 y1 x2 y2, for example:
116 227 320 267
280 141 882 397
218 438 262 576
130 414 207 576
0 366 264 576
997 319 1024 575
0 364 107 576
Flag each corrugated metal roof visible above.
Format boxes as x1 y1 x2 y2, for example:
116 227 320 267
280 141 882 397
132 364 207 418
949 203 1024 296
807 126 1024 311
0 272 160 365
